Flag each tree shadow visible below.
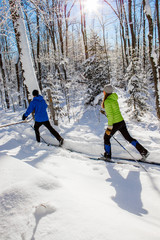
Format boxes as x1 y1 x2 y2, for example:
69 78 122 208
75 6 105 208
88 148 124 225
106 165 148 216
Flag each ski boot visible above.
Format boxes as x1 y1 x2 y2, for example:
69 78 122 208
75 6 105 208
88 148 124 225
101 152 112 162
140 150 150 161
59 138 64 147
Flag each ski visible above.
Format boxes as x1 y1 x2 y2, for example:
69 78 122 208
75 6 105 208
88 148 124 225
112 156 160 166
89 156 140 168
89 155 160 167
41 140 84 153
0 118 33 129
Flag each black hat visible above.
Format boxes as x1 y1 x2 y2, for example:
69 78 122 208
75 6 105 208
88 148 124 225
32 90 39 96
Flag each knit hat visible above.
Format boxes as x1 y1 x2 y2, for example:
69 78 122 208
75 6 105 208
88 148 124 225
103 84 113 94
32 90 39 96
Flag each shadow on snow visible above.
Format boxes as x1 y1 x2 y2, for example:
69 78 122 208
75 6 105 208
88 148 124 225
106 165 148 216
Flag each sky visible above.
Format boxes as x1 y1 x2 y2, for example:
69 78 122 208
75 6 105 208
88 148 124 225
69 0 119 46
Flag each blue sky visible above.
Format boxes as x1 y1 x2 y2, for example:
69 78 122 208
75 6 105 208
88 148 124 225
69 0 119 47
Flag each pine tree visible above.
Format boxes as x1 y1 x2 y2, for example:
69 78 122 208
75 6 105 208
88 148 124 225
126 57 149 121
83 31 111 105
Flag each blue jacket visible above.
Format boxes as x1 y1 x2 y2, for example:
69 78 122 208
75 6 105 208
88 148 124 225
24 95 49 122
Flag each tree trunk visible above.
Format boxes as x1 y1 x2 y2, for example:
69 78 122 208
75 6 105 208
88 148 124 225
122 0 131 57
45 0 61 76
15 62 22 106
0 51 10 108
143 0 146 70
155 0 160 82
64 0 76 58
79 0 88 59
36 9 42 91
9 0 40 100
23 10 37 72
120 25 125 73
47 89 58 126
56 1 67 80
144 0 160 119
64 4 69 58
128 0 136 58
110 0 129 66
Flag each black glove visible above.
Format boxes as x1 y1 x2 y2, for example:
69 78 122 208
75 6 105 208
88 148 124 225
105 128 112 136
22 114 27 120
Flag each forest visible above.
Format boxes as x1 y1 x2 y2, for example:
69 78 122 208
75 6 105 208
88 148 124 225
0 0 160 123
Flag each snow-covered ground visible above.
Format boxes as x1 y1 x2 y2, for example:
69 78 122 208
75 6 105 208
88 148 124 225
0 91 160 240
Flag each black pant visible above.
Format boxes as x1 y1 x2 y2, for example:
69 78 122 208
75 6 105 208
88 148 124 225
34 121 61 142
104 120 147 157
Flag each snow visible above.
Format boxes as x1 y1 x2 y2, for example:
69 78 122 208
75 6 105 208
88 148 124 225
17 3 40 97
0 91 160 240
144 0 152 17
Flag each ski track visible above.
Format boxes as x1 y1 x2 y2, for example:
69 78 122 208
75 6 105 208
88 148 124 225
0 108 160 240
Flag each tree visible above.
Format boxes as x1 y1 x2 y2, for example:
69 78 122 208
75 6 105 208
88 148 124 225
79 0 89 59
144 0 160 119
64 0 76 58
125 58 149 121
36 8 42 91
9 0 40 100
128 0 136 58
83 31 111 105
0 48 10 109
155 0 160 90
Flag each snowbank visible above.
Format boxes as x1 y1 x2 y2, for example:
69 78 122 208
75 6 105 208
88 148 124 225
0 154 57 240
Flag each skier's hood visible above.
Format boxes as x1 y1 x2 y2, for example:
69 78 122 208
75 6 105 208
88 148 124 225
107 93 118 100
33 95 44 102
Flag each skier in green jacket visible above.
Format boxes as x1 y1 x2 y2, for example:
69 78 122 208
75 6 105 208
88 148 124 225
101 84 149 160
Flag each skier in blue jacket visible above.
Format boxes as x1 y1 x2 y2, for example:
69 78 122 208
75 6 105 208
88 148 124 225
22 90 64 146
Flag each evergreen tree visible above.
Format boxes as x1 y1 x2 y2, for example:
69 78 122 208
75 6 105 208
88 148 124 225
83 31 111 105
125 57 149 121
110 48 125 88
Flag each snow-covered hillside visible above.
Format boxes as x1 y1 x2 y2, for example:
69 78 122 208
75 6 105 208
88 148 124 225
0 90 160 240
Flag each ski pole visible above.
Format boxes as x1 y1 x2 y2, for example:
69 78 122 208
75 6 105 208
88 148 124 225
112 135 148 172
100 110 147 172
29 124 52 146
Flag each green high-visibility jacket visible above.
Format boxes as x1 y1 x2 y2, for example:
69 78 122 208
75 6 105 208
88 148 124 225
104 93 124 127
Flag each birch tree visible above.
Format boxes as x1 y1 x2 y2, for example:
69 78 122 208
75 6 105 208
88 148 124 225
0 48 10 109
79 0 89 59
9 0 40 100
